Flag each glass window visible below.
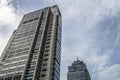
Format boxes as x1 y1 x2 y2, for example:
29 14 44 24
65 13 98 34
41 74 46 77
25 76 33 80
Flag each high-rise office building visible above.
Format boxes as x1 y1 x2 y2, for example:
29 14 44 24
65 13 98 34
0 5 62 80
67 58 91 80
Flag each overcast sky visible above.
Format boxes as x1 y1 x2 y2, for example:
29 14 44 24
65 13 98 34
0 0 120 80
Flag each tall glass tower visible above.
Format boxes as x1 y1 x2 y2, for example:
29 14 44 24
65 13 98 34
67 58 91 80
0 5 62 80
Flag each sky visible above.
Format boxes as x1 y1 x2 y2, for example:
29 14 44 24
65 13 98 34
0 0 120 80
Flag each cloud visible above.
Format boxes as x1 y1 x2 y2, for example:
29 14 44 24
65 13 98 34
0 0 20 27
97 64 120 80
0 0 22 56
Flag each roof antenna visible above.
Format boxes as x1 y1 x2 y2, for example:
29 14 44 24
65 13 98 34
77 56 79 61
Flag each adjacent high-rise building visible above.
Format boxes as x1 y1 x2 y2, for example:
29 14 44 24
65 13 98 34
67 58 91 80
0 5 62 80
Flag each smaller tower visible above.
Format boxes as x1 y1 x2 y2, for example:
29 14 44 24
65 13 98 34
67 58 91 80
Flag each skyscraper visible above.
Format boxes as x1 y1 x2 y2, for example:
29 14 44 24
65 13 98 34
67 58 91 80
0 5 62 80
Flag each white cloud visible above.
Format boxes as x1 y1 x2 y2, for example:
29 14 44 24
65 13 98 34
0 0 22 56
89 53 110 71
98 64 120 80
0 0 21 27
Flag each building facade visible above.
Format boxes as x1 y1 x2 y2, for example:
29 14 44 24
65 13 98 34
67 58 91 80
0 5 62 80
